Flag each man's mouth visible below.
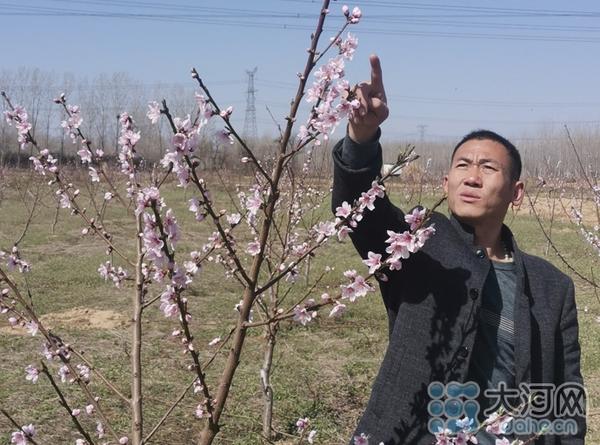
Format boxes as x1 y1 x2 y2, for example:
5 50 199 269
458 192 481 203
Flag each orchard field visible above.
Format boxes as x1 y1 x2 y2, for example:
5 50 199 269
0 167 598 444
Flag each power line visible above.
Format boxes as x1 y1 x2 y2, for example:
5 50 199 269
388 94 600 108
4 3 600 43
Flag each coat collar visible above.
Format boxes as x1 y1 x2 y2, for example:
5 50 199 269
448 212 532 386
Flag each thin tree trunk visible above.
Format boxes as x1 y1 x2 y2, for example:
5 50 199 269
131 212 144 443
260 324 277 439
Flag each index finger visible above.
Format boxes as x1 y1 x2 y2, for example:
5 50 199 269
370 54 384 91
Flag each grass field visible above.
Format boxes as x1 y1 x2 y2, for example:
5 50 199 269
0 169 598 444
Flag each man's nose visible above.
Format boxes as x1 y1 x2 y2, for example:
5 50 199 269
463 168 482 187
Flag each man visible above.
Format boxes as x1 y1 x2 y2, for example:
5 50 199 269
331 55 586 444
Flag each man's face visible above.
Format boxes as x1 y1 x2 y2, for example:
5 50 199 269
443 138 524 227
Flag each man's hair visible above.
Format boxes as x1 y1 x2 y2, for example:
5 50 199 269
451 129 522 181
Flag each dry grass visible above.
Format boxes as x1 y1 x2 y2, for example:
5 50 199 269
0 169 598 444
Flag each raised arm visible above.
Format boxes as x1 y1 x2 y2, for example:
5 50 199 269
331 55 408 269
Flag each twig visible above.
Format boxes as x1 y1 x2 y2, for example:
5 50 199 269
190 70 273 187
14 180 42 246
142 379 195 444
40 362 97 445
526 191 598 288
0 408 42 445
68 349 130 405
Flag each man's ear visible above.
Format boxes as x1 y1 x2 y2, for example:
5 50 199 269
512 180 525 207
442 175 448 194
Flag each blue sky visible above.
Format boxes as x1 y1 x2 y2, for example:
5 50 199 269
2 0 600 143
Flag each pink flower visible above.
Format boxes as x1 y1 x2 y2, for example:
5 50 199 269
314 220 336 241
385 230 417 258
159 286 179 318
164 209 180 247
358 191 376 211
305 83 324 103
362 251 382 274
329 302 347 318
147 101 161 124
353 433 369 445
97 261 128 288
246 240 261 256
341 273 374 302
405 208 426 231
88 167 100 182
41 343 54 360
4 104 32 150
368 180 385 198
285 266 300 283
336 97 360 118
119 437 129 444
455 431 470 445
25 365 39 383
77 364 91 383
136 186 161 215
296 417 309 432
118 129 141 147
77 148 92 164
195 403 208 418
338 32 358 59
297 124 310 141
58 365 71 383
352 275 374 297
386 255 403 271
292 242 310 257
293 306 317 326
208 337 221 346
226 213 241 225
343 269 357 279
25 320 38 336
11 424 35 445
215 129 234 145
484 412 513 435
337 224 353 241
350 6 362 23
29 155 45 175
307 430 317 444
195 92 214 123
245 191 262 216
96 421 105 439
335 201 352 218
61 104 83 143
434 428 452 445
188 198 206 221
56 190 71 209
219 106 233 119
415 225 436 249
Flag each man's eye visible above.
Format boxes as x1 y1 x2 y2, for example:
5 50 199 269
482 165 497 171
456 163 467 168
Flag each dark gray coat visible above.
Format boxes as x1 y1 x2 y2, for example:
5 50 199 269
331 138 586 445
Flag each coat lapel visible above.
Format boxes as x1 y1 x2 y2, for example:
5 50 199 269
449 214 533 386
